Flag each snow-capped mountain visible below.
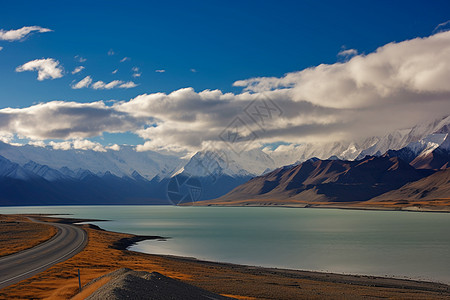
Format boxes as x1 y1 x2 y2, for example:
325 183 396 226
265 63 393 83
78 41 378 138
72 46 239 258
178 148 277 178
385 133 448 163
264 116 450 167
198 121 450 206
0 154 172 206
356 116 450 159
0 156 36 180
0 116 449 205
409 134 450 170
22 161 69 181
266 140 369 167
164 148 275 201
1 116 448 183
0 142 185 180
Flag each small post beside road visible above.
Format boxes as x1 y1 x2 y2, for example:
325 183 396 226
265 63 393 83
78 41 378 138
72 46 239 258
78 269 81 292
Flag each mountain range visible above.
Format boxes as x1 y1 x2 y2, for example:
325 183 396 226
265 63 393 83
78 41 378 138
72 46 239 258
198 133 450 210
0 116 449 206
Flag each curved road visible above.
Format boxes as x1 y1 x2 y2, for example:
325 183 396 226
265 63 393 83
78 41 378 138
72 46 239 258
0 219 87 289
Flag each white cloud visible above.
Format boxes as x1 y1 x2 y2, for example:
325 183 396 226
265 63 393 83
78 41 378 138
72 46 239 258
28 140 46 148
120 57 130 62
0 47 3 51
30 139 120 152
0 133 14 144
49 139 107 152
71 76 137 90
108 49 115 56
235 31 450 109
190 68 197 73
112 69 118 74
71 66 85 74
72 139 107 152
1 32 450 153
0 101 141 140
92 80 137 90
132 67 141 77
16 58 64 81
75 55 87 63
337 48 357 57
106 144 121 151
71 76 92 89
0 26 52 41
119 81 138 88
433 20 450 33
155 69 165 73
92 80 120 89
48 141 72 151
119 31 450 150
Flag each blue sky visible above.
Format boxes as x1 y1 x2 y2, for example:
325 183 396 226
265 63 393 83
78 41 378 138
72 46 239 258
0 0 450 151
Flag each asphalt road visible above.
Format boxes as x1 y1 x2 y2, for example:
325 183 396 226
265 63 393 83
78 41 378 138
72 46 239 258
0 219 87 289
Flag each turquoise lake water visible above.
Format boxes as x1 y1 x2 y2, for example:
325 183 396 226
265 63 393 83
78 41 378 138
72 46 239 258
2 205 449 283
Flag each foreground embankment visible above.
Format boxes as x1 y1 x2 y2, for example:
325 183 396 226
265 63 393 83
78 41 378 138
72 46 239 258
0 215 449 299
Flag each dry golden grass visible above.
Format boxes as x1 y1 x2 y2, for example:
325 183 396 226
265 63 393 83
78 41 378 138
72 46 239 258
70 276 111 300
0 216 448 300
221 295 258 300
0 214 57 257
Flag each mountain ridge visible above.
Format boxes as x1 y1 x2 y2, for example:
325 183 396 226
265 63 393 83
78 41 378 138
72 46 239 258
0 116 449 206
204 155 433 205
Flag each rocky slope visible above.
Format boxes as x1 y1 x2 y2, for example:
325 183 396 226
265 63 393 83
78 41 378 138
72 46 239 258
83 268 232 300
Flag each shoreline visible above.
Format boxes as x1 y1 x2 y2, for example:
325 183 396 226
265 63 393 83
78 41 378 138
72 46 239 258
7 213 450 284
1 214 450 299
58 215 450 289
2 202 450 213
145 253 450 293
124 237 450 288
191 203 450 213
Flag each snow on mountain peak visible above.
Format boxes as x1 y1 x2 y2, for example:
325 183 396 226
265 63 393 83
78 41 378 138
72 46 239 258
404 133 448 156
0 142 185 180
0 116 448 182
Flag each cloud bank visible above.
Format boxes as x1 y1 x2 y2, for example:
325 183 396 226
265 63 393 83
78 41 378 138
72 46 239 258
0 101 142 141
2 31 450 153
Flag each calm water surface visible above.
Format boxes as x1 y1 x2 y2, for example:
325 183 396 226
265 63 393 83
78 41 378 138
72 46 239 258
2 205 449 283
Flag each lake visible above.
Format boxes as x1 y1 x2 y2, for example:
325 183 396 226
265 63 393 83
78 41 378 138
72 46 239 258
1 205 449 283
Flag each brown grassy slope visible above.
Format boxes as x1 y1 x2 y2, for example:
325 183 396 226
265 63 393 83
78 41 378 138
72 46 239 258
0 217 449 300
209 157 427 205
195 159 450 210
0 214 57 257
369 169 450 203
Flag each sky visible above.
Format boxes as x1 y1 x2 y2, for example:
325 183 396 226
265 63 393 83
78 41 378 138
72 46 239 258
0 0 450 155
